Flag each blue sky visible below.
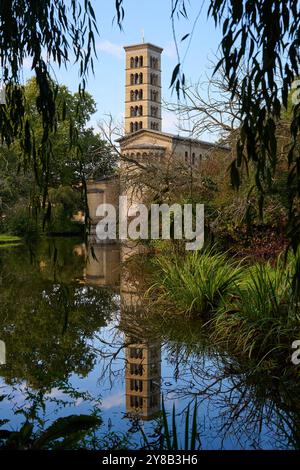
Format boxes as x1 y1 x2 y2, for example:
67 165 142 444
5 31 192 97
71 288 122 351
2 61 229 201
25 1 223 137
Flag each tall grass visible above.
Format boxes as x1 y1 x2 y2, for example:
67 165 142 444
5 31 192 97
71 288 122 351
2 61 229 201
212 257 300 361
152 248 244 316
140 397 200 450
151 248 300 367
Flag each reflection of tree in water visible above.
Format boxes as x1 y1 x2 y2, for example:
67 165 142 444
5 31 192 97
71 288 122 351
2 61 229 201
0 239 117 390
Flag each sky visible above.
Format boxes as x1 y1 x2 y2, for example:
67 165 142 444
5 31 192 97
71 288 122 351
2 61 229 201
24 0 223 139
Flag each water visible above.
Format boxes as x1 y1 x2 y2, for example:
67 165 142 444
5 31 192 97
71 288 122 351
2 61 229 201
0 238 299 449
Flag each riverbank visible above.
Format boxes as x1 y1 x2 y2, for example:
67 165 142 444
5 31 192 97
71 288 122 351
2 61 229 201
0 234 23 247
147 247 300 375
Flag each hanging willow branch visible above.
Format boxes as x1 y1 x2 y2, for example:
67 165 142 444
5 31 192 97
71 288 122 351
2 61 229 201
0 1 114 216
170 0 300 257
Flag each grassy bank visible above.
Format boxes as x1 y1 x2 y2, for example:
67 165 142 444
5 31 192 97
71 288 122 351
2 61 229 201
0 234 23 247
150 248 300 369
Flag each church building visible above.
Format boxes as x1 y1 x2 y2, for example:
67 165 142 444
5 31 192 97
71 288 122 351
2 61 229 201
87 42 230 238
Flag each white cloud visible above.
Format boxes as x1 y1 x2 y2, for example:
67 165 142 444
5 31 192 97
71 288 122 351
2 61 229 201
97 40 123 59
163 42 177 59
101 392 124 410
162 109 179 134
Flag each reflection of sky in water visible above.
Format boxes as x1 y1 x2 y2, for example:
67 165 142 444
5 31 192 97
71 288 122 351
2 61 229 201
0 312 293 450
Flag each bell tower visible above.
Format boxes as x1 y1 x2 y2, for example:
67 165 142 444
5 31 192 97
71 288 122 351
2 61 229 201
124 43 163 134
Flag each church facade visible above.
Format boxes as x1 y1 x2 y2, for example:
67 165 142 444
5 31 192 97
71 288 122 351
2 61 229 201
87 42 230 240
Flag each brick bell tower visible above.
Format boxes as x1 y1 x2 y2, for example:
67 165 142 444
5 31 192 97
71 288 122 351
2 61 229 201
124 42 163 134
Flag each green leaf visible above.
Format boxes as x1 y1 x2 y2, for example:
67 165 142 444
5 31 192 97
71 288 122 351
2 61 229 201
181 33 190 42
33 414 101 449
170 63 181 88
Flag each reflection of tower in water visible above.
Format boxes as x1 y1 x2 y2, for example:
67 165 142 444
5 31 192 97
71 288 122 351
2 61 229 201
0 340 5 365
121 244 161 420
84 242 161 420
84 244 120 289
125 337 161 420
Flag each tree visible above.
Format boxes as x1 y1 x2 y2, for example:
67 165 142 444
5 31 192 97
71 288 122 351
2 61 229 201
0 78 117 234
168 0 300 256
0 1 100 205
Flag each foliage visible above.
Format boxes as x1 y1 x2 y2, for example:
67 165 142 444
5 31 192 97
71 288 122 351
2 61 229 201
152 245 300 367
169 0 300 256
140 398 200 451
152 248 244 315
0 78 116 235
0 413 102 450
0 0 101 210
212 254 300 362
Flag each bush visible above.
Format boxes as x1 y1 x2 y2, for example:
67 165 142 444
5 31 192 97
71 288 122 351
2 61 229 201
4 204 39 236
212 257 300 360
152 248 244 316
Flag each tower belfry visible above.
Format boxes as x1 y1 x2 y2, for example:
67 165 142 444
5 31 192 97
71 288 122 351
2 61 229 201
124 43 163 134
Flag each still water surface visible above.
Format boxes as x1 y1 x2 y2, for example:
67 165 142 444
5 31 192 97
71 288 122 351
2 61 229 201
0 238 299 449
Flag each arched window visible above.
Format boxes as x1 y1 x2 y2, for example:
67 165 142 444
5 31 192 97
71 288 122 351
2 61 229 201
134 89 139 100
130 57 134 68
130 90 134 101
130 122 134 133
199 153 202 161
139 56 143 67
192 153 195 165
134 105 139 116
130 106 134 117
139 105 143 116
135 56 139 67
139 73 143 84
139 89 143 100
139 121 143 129
134 122 139 131
151 106 157 117
150 74 158 86
185 151 188 162
151 56 158 69
130 74 134 85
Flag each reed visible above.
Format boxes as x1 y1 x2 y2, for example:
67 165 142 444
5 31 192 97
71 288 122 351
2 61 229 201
152 248 244 316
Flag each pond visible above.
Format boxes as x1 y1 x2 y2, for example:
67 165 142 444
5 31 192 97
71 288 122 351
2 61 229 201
0 238 299 449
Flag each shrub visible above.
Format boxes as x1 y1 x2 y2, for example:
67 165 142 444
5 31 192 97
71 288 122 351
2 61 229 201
152 248 244 316
212 258 300 360
4 204 39 236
